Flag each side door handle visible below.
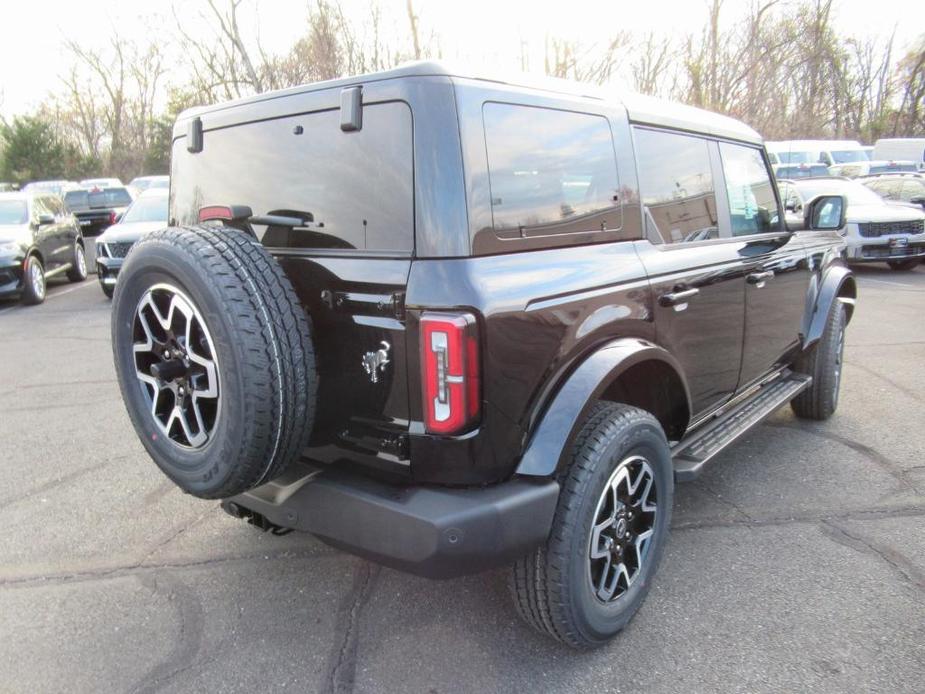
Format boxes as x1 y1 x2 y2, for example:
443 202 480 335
747 270 775 285
659 287 700 308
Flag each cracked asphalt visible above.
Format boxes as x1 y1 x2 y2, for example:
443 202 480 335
1 264 923 693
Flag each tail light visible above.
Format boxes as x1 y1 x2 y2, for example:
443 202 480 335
420 312 480 435
109 211 117 225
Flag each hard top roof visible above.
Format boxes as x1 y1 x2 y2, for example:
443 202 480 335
178 60 763 145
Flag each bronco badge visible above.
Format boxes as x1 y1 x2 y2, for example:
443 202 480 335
362 341 391 384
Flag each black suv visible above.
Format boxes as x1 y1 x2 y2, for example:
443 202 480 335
111 63 856 649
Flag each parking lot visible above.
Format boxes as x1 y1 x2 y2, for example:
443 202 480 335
1 264 923 693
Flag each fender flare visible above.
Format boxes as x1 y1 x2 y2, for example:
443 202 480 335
803 265 856 349
515 338 691 477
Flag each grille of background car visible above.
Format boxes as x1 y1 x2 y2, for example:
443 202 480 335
106 242 134 258
858 220 925 237
861 245 923 257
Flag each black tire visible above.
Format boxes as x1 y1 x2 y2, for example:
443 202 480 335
21 255 46 305
510 402 673 649
791 301 846 420
888 259 920 271
111 225 317 499
67 241 88 282
101 282 114 299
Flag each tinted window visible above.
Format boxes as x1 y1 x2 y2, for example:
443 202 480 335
89 188 132 208
64 190 89 210
719 142 781 236
870 162 917 174
171 102 413 251
483 103 620 236
634 128 718 244
831 150 866 164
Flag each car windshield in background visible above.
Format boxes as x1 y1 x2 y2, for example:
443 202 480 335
89 188 132 208
794 180 885 207
776 165 829 178
775 151 814 164
0 200 28 225
870 162 917 174
122 196 168 223
831 150 867 163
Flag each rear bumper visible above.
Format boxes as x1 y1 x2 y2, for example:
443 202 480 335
222 464 559 579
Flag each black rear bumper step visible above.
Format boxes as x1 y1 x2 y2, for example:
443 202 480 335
222 463 559 579
672 371 812 481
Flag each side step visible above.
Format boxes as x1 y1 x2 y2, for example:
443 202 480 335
672 370 812 481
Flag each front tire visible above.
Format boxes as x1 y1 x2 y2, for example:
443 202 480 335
791 301 846 420
510 402 673 649
67 241 88 282
21 256 46 305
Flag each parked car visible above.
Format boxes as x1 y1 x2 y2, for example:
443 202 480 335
779 176 925 270
110 63 855 649
861 173 925 211
828 160 918 178
873 138 925 171
63 186 134 237
861 145 874 160
0 191 88 304
127 175 170 195
21 180 77 196
79 177 123 189
95 188 168 298
773 162 831 179
766 139 866 167
0 182 18 192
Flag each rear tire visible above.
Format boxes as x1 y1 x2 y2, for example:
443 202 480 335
791 301 846 420
888 259 919 271
509 402 673 649
21 256 46 305
67 241 88 282
111 225 317 499
101 282 114 299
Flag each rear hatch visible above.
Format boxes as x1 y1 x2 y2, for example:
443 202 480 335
170 100 415 477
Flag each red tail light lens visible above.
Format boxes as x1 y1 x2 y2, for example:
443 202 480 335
109 211 117 225
421 312 480 435
198 205 233 222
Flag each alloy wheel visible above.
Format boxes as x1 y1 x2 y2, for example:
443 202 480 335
132 283 221 449
588 455 658 603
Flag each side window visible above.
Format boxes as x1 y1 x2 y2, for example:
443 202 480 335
718 142 782 236
483 103 621 237
634 127 718 244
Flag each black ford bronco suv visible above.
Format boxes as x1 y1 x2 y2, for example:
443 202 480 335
111 62 857 649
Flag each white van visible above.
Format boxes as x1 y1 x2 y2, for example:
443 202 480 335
873 139 925 171
766 139 866 168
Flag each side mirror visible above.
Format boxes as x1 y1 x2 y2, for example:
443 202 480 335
37 213 55 226
910 195 925 208
804 194 847 231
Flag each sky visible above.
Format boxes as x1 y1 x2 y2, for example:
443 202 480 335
1 0 923 116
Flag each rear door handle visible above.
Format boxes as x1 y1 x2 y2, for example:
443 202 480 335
659 287 700 308
747 270 775 285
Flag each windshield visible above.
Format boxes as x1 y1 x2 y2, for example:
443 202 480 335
794 180 885 206
774 151 814 164
0 200 28 225
831 150 867 164
122 196 168 223
89 188 132 208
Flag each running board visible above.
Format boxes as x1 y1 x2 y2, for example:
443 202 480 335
672 370 812 481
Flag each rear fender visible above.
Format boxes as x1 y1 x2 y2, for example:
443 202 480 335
515 339 691 477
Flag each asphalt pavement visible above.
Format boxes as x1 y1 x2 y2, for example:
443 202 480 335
1 264 923 693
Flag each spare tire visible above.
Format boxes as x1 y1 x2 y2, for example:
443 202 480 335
111 225 316 499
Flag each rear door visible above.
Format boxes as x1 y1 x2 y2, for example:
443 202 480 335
170 99 414 474
716 141 809 389
632 127 746 418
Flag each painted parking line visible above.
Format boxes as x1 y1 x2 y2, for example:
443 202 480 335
862 277 922 290
0 280 98 316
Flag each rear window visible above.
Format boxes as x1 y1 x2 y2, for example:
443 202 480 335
89 188 132 208
64 190 88 210
870 163 917 174
171 102 414 252
483 103 621 237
